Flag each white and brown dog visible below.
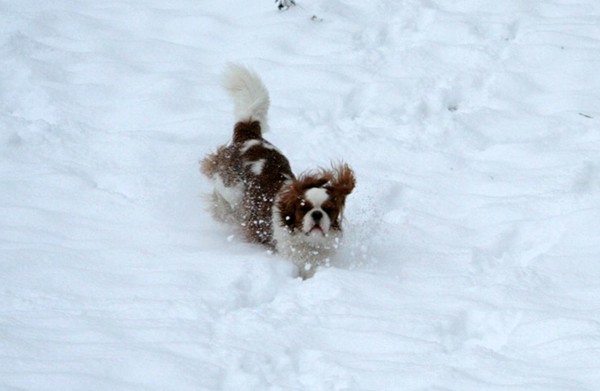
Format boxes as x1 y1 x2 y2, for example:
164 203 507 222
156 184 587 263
201 64 355 278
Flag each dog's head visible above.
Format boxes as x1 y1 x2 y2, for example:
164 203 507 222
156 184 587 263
276 163 356 239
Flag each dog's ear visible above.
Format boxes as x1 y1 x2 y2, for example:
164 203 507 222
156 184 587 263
276 185 299 229
327 163 356 199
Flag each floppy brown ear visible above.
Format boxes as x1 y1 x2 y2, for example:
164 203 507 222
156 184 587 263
275 185 299 229
328 163 356 198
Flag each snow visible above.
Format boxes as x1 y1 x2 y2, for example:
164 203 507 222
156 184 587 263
1 0 600 390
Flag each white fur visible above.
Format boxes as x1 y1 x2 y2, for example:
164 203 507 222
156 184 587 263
240 139 261 153
245 159 266 176
208 174 244 223
214 174 243 208
222 64 270 127
304 187 328 205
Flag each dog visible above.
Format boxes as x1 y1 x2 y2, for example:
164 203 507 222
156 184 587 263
201 64 355 278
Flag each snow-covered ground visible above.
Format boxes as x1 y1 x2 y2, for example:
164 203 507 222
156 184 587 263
2 0 600 389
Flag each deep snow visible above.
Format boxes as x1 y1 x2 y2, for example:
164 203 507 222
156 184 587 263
1 0 600 390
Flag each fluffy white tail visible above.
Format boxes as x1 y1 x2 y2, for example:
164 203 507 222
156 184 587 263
222 64 270 127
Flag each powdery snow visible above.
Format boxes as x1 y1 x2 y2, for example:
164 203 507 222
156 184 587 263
2 0 600 390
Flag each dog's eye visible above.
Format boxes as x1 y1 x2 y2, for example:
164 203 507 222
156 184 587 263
299 202 311 212
322 202 335 215
323 207 338 218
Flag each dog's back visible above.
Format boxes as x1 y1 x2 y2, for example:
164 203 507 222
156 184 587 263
201 65 293 244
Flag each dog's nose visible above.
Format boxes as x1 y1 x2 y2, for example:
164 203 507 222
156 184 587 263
311 210 323 222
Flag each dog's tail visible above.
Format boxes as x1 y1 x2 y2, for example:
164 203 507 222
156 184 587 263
222 64 270 129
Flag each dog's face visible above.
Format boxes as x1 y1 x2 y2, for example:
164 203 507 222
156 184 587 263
300 187 336 237
276 164 356 239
